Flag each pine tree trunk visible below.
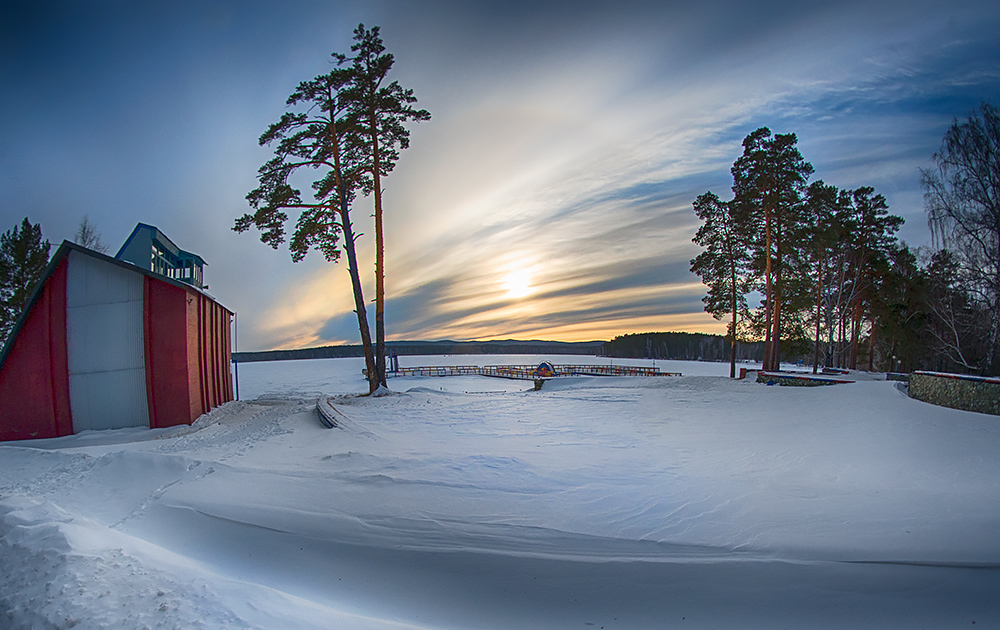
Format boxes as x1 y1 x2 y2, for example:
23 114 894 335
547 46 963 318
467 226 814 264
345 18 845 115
867 317 875 371
826 296 834 368
771 284 782 370
826 267 836 369
339 207 378 394
331 120 377 394
770 225 783 370
838 311 844 367
369 104 387 388
850 297 861 370
729 246 738 378
831 262 842 368
730 323 737 378
850 237 868 371
763 205 774 370
813 253 822 374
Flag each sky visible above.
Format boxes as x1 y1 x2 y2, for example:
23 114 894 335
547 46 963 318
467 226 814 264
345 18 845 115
2 0 999 351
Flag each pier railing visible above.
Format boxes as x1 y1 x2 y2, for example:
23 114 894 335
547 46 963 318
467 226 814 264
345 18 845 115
365 364 679 381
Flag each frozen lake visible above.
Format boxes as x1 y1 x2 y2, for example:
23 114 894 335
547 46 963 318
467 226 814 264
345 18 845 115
235 353 744 398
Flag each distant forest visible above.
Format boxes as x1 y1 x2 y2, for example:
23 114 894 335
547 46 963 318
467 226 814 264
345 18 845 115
234 335 767 364
603 332 765 362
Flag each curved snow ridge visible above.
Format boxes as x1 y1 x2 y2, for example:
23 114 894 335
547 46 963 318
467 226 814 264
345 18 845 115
0 497 434 630
841 559 1000 570
339 515 780 564
157 496 1000 573
150 496 774 565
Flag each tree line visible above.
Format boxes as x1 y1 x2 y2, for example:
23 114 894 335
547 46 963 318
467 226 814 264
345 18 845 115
604 332 764 363
691 102 1000 377
234 24 429 395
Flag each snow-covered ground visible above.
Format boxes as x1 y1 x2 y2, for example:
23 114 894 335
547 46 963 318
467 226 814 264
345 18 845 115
2 356 999 629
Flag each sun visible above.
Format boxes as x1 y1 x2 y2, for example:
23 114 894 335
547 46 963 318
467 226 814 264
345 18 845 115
503 268 535 299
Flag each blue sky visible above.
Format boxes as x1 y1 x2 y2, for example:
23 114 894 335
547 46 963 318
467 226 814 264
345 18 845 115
2 0 999 350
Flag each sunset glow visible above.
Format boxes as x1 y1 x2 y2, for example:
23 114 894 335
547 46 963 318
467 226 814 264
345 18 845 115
502 267 535 299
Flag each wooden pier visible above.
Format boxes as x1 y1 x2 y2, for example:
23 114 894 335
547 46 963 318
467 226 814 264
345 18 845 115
366 363 680 381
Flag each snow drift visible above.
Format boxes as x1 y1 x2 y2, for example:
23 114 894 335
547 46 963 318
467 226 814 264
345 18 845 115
2 356 999 629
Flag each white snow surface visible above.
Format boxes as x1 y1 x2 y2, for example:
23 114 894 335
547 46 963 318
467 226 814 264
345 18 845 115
2 355 1000 629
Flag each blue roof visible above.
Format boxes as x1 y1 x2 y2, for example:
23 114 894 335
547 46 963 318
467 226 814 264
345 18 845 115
115 223 207 266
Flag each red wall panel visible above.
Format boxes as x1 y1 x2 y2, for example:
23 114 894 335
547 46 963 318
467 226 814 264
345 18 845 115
186 291 203 419
189 293 234 416
144 278 194 429
0 259 72 440
145 279 232 427
215 298 233 405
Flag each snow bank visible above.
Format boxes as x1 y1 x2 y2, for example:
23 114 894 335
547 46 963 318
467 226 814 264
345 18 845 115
2 357 999 628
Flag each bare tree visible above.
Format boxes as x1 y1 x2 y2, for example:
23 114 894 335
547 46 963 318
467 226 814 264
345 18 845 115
923 250 987 372
74 215 109 254
922 101 1000 374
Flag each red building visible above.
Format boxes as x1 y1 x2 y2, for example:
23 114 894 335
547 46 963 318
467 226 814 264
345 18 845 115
0 240 233 441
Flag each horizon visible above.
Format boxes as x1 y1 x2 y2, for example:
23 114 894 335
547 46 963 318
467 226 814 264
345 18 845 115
3 1 999 351
234 330 748 352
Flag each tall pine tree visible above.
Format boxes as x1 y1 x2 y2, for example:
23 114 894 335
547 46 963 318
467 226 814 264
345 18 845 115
235 61 380 393
690 192 751 377
845 187 902 369
731 128 813 370
344 24 430 388
802 181 847 372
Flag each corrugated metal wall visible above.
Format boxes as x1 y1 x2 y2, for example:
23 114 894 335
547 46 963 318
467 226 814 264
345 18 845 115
192 292 233 416
144 278 190 429
0 258 72 441
66 250 150 432
144 278 233 428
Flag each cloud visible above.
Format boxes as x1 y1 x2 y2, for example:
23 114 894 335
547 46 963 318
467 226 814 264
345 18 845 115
317 310 371 345
298 3 1000 346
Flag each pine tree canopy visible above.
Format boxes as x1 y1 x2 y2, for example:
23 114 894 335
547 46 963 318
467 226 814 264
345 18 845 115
0 217 51 342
